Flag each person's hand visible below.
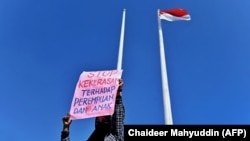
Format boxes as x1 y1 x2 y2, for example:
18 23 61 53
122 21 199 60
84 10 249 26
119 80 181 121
118 79 124 89
62 113 72 132
117 79 123 96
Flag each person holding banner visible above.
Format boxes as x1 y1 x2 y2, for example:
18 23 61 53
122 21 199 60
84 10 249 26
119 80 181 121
61 79 125 141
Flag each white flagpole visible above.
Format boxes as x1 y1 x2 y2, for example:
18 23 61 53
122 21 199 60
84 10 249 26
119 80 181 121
157 9 173 125
117 9 126 70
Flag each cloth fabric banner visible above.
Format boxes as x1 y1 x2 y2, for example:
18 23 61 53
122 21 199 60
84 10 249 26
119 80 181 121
159 8 191 21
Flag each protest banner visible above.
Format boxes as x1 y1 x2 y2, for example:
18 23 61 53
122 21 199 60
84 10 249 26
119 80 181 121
69 69 123 120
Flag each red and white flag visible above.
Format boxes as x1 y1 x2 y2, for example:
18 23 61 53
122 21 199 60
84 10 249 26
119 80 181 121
159 8 191 21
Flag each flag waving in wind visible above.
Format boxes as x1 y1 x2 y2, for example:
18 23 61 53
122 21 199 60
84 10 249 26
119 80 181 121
159 8 191 21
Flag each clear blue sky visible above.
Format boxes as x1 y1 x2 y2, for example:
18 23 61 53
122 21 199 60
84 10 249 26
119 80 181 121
1 0 250 140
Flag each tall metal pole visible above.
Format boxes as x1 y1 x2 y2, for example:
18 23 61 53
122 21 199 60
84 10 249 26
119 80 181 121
157 9 173 125
117 9 126 70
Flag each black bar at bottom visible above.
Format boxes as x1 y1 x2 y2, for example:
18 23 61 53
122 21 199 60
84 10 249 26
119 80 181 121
124 125 250 141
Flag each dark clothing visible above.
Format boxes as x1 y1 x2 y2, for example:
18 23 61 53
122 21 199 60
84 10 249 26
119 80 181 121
61 96 125 141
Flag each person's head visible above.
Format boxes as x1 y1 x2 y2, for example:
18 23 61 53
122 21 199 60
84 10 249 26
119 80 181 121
95 115 111 129
88 115 112 140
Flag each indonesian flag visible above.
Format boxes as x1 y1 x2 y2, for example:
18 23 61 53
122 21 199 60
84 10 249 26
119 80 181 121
159 8 191 21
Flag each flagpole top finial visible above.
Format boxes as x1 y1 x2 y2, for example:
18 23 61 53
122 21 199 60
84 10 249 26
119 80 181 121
123 8 126 11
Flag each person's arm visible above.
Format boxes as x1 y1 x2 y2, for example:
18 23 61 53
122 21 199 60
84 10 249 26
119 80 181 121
111 79 125 141
61 131 70 141
61 114 72 141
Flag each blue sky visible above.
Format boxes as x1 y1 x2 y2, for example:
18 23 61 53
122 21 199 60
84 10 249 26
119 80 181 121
1 0 250 140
